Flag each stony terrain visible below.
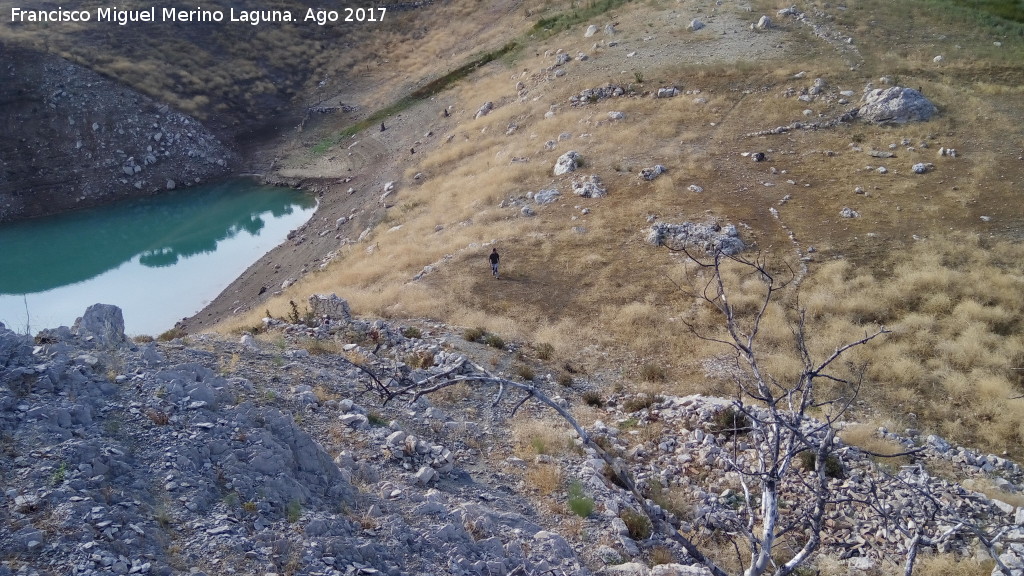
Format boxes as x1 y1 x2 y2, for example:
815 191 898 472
0 44 233 222
4 300 1024 575
3 0 1024 573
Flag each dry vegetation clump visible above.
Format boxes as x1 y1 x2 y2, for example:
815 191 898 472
901 554 994 576
512 418 577 459
839 424 912 467
801 234 1024 457
524 463 563 496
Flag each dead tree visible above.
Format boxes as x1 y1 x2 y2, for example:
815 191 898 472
672 247 889 575
362 246 888 576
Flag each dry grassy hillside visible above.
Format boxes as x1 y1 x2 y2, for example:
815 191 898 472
0 0 533 136
218 0 1024 461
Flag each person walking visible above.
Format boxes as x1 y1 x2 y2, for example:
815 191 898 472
488 248 500 279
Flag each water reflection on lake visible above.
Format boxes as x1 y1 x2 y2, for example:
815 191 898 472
0 180 316 335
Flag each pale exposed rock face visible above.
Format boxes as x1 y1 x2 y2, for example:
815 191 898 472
647 221 744 255
572 174 607 198
857 86 938 124
554 150 581 176
640 165 667 181
474 101 494 119
534 189 561 205
72 303 127 348
308 293 352 323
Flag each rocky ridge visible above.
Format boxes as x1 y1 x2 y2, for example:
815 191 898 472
4 300 1024 575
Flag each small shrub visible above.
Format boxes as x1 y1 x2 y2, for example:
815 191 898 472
525 463 562 495
602 463 629 489
286 499 302 523
650 546 674 566
287 300 302 324
464 327 486 342
558 372 574 387
646 482 694 523
242 501 258 514
640 363 667 382
530 437 548 455
313 385 338 404
623 394 657 413
50 462 67 486
567 481 594 518
708 406 753 437
154 507 172 528
402 326 422 339
582 391 604 407
620 508 652 540
133 335 155 343
485 334 506 349
146 409 170 426
158 327 186 341
515 364 535 381
303 338 335 356
797 450 845 479
536 342 555 361
405 351 435 369
634 71 645 83
367 412 389 427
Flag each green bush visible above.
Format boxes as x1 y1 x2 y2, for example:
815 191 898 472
50 462 67 486
620 508 652 540
515 365 535 381
286 499 302 523
567 481 594 518
464 327 486 342
367 412 389 427
402 326 422 339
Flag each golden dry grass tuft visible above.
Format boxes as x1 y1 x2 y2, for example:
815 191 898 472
524 463 563 496
839 424 912 467
908 553 995 576
801 234 1024 457
512 418 576 459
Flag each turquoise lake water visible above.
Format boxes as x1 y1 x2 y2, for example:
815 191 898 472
0 180 316 336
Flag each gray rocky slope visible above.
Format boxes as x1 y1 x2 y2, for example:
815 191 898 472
0 44 233 223
3 301 1024 576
